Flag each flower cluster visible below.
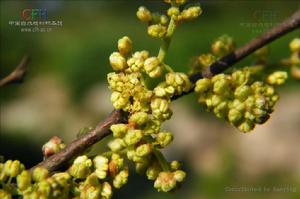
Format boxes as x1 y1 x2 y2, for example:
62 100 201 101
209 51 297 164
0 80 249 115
107 33 191 191
0 156 118 199
195 67 287 132
137 1 202 38
282 38 300 80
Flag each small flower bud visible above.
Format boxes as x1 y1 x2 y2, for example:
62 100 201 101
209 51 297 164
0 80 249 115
154 171 177 192
228 108 243 124
93 155 109 179
110 124 128 138
165 72 191 95
211 35 235 57
110 91 129 110
173 170 186 182
181 6 202 21
167 7 180 17
17 170 31 191
146 162 161 180
267 71 288 85
170 161 181 171
108 138 125 152
147 24 167 38
144 57 162 78
42 136 65 158
234 85 251 100
69 156 92 179
129 112 148 127
198 54 216 67
113 169 129 189
101 182 112 198
124 129 143 146
289 38 300 52
160 15 169 25
195 78 211 93
33 167 49 182
136 143 152 157
156 131 173 148
8 160 24 177
238 120 255 133
213 78 230 95
137 6 152 22
109 52 127 71
118 36 132 55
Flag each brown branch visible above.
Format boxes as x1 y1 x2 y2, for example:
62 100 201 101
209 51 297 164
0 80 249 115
31 9 300 172
31 110 128 172
0 55 30 87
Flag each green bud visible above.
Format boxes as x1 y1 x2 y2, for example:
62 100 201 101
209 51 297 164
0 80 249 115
144 57 162 78
173 170 186 182
129 112 148 126
231 70 249 86
211 35 235 57
195 78 211 93
160 15 169 25
118 36 132 55
108 138 125 152
267 71 288 85
146 162 161 180
93 156 109 179
228 108 243 124
170 161 181 171
181 6 202 21
69 156 92 179
136 6 152 22
289 38 300 52
110 91 129 110
101 182 112 199
156 131 173 148
110 124 128 138
109 52 127 71
33 167 49 182
198 54 216 68
147 24 167 38
213 78 230 95
238 120 255 133
167 7 180 17
234 85 251 100
17 170 31 191
9 160 24 177
136 143 152 157
124 129 143 146
113 169 129 189
165 72 191 95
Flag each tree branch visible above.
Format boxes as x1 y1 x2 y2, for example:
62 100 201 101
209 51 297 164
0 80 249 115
0 55 30 87
31 9 300 172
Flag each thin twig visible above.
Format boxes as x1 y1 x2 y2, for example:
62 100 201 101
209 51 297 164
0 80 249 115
31 9 300 172
0 55 30 87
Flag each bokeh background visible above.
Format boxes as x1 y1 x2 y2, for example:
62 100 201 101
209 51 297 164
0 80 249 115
1 0 300 198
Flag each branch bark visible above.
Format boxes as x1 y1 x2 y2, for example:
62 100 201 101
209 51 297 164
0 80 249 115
31 9 300 172
0 55 29 87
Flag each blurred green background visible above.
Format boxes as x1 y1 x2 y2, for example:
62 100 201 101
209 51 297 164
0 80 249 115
1 0 300 198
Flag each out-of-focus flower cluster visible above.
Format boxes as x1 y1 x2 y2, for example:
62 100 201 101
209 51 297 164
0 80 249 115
282 38 300 80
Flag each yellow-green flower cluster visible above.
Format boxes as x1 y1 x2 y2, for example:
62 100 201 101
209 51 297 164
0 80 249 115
282 38 300 80
137 2 201 38
0 160 72 198
211 35 235 57
195 68 287 132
